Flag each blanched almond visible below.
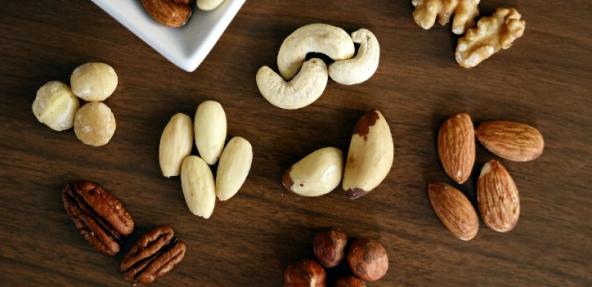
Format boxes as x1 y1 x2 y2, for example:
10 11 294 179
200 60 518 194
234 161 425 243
180 156 216 219
216 137 253 201
194 101 227 165
159 113 193 177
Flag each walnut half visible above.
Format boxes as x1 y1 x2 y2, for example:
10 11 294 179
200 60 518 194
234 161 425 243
411 0 480 34
455 8 526 68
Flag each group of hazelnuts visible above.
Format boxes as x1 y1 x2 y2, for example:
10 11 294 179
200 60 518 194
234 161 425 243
284 227 389 287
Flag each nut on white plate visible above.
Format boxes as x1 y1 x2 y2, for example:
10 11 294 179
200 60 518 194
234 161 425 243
329 28 380 85
456 8 526 68
282 147 344 197
256 58 328 110
277 23 355 80
216 137 253 201
428 182 479 240
437 113 475 184
180 155 216 219
70 62 118 102
477 160 520 232
159 113 194 178
194 100 227 165
197 0 224 11
32 81 79 131
342 110 394 199
476 120 544 162
74 102 116 147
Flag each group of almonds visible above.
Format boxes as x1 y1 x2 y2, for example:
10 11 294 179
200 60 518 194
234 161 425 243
411 1 526 68
282 110 393 200
141 0 224 28
32 62 118 147
159 100 253 219
430 113 544 240
62 180 186 285
285 227 389 287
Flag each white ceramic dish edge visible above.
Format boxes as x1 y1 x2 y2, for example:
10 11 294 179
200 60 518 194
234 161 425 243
91 0 246 72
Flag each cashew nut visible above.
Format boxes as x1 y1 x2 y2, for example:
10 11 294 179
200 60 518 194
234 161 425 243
256 58 328 110
329 29 380 85
277 23 355 80
197 0 224 11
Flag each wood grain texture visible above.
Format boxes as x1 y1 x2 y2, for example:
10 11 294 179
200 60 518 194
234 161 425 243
0 0 591 286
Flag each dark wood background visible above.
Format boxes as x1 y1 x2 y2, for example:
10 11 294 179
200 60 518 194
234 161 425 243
1 0 590 286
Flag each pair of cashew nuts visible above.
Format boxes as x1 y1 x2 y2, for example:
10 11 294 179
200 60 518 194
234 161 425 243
256 23 380 110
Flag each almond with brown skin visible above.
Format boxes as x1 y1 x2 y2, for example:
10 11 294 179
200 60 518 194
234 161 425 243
428 183 479 241
141 0 192 28
476 121 544 162
437 113 475 184
477 160 520 232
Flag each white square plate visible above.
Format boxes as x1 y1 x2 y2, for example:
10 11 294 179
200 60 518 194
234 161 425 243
91 0 246 72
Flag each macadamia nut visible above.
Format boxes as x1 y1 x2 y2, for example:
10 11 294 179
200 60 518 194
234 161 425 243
74 102 116 147
70 62 118 101
32 81 79 131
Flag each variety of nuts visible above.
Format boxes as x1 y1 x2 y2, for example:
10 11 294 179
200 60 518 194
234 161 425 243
159 113 194 177
347 238 389 282
197 0 224 11
412 0 480 34
335 276 367 287
256 58 328 110
476 120 544 162
342 110 394 199
437 113 475 184
194 100 227 165
180 155 217 218
456 8 526 68
32 81 79 131
277 23 355 80
141 0 192 28
284 259 326 287
477 160 520 232
428 182 479 240
282 147 343 197
70 62 118 102
312 227 348 268
74 102 117 147
215 136 253 201
62 180 134 256
329 28 380 85
121 225 187 285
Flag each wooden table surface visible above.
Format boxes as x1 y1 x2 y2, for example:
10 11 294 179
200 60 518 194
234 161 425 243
1 1 591 286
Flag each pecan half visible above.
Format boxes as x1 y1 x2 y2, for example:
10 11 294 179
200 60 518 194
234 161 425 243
62 180 134 256
121 226 186 285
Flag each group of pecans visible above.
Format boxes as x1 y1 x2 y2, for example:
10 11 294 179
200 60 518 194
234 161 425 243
284 227 389 287
62 180 186 285
430 113 544 240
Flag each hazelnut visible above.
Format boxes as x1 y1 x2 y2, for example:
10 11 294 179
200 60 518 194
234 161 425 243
335 276 366 287
32 81 79 131
312 227 348 268
70 62 118 101
347 238 388 282
284 259 326 287
74 102 116 147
